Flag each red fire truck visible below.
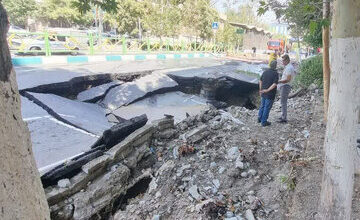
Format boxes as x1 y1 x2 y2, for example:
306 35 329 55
267 39 286 53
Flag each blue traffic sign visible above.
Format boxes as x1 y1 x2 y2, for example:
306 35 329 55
212 22 219 29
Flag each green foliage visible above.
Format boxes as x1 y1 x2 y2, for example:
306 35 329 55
278 174 296 191
3 0 238 44
182 0 218 40
144 1 183 38
104 0 147 37
304 23 322 48
38 0 93 27
105 0 217 40
257 0 326 48
72 0 118 14
295 55 323 88
3 0 36 27
216 4 268 49
285 0 323 48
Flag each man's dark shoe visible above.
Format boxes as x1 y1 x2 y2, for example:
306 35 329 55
258 118 261 123
357 139 360 144
278 118 287 123
262 121 271 127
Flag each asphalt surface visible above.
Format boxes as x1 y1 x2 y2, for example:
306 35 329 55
15 58 225 90
17 57 265 173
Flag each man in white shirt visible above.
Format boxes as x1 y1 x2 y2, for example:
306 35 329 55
278 54 295 123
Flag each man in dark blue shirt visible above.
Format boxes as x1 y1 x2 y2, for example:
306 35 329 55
258 60 279 127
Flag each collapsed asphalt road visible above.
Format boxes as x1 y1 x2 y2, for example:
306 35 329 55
18 58 266 174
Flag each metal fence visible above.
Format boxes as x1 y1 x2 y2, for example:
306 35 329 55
7 31 230 56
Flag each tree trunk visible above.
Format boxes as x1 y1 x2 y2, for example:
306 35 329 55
322 0 330 121
0 3 50 220
319 0 360 219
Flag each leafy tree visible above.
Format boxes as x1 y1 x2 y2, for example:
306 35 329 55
284 0 323 47
144 0 183 39
72 0 219 41
104 0 147 37
258 0 324 48
182 0 218 40
2 0 36 27
38 0 93 27
215 4 267 48
72 0 118 14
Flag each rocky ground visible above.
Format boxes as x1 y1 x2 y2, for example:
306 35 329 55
111 87 334 220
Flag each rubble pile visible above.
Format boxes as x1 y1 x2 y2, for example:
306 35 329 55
112 91 321 220
44 86 323 220
45 117 171 220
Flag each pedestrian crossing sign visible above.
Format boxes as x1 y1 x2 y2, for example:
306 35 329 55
212 22 219 29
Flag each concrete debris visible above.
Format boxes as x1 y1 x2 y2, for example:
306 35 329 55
225 217 244 220
241 172 248 178
248 169 257 176
219 110 245 125
303 130 310 139
210 121 223 130
57 179 71 188
219 167 226 174
212 179 221 189
189 185 202 201
152 215 161 220
181 125 211 143
226 211 235 218
148 179 158 194
246 191 255 196
227 147 241 161
91 114 148 149
235 158 245 169
284 139 302 152
210 162 217 168
45 88 323 220
245 209 256 220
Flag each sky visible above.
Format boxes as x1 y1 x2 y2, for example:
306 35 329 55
213 0 277 25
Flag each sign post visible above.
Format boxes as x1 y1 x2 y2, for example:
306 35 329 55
212 22 219 52
212 22 219 30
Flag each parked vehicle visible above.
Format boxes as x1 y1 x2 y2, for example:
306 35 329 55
8 25 27 33
11 35 80 56
267 39 285 52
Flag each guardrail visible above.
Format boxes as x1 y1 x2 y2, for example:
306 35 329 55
7 31 230 56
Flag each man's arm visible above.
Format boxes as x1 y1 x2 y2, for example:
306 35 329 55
259 80 262 95
261 83 277 93
278 74 292 84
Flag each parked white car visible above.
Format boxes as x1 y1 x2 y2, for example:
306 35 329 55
8 25 27 33
11 35 80 56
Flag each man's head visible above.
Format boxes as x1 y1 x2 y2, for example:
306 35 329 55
282 54 290 66
270 60 277 70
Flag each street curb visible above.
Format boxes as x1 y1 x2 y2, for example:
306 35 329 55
12 53 213 66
